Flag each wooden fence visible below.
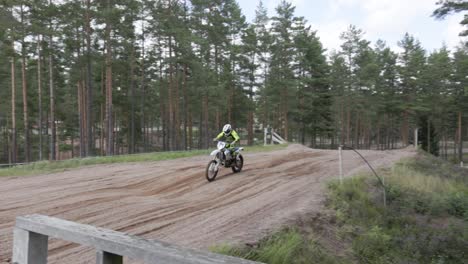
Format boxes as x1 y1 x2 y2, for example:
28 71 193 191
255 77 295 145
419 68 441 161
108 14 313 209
12 214 263 264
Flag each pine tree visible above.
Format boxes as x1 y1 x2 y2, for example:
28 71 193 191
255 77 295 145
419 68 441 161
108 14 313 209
397 33 426 146
433 0 468 42
268 0 297 140
293 24 330 146
374 40 398 149
452 45 468 162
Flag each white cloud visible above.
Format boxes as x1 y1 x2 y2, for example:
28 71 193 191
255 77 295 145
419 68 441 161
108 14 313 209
445 14 466 49
246 0 465 52
324 0 464 51
361 0 433 34
312 20 349 53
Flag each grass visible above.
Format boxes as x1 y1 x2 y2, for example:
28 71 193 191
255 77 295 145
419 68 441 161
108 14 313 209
0 144 287 177
446 153 468 164
215 152 468 264
211 228 346 264
327 154 468 263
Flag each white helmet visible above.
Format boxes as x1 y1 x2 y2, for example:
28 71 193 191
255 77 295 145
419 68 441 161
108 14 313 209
223 124 232 136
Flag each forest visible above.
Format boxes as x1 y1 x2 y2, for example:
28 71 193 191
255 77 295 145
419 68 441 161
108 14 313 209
0 0 467 164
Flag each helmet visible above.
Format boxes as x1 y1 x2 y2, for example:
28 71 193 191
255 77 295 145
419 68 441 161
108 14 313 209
223 124 232 136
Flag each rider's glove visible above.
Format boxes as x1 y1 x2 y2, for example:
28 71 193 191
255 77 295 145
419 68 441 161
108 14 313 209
212 138 217 142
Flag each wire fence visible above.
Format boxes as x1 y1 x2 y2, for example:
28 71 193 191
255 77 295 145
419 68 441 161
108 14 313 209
339 145 387 207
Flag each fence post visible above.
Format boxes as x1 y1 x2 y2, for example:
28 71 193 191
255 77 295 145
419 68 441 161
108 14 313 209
96 251 123 264
338 146 343 184
12 228 48 264
414 128 419 149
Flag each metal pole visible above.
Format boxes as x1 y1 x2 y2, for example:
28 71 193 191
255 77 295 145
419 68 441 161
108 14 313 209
338 146 343 184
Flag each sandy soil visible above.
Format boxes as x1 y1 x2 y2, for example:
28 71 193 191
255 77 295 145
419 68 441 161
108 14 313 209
0 145 414 263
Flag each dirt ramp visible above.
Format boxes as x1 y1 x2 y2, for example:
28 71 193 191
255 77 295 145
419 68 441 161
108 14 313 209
0 145 414 263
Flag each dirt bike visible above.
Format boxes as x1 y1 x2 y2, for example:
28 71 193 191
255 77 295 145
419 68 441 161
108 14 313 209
205 141 244 182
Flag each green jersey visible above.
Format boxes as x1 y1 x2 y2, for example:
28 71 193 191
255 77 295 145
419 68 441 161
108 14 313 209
215 130 240 145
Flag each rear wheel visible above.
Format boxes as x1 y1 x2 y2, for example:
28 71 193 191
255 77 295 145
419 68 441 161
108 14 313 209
232 154 243 173
206 160 219 182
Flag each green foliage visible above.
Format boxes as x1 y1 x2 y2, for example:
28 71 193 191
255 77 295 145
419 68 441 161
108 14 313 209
418 116 440 156
327 155 468 263
212 228 346 264
433 0 468 39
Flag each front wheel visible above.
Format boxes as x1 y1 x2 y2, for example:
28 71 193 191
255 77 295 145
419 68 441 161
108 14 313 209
232 154 244 173
206 160 219 182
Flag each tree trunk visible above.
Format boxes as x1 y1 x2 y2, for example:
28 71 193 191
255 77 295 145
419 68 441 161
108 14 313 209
376 121 381 150
427 117 431 154
215 109 220 132
168 36 174 151
188 112 193 150
458 111 463 164
174 64 181 150
21 4 30 162
129 44 136 154
227 85 233 124
71 134 74 158
282 88 289 141
248 111 254 145
85 0 94 156
21 51 29 161
78 80 85 157
203 95 209 149
346 108 350 145
105 11 113 156
161 102 167 151
10 53 17 164
402 110 409 146
49 34 56 161
140 23 146 153
340 99 344 145
354 114 359 149
37 35 43 160
56 121 59 160
183 64 188 150
100 68 105 155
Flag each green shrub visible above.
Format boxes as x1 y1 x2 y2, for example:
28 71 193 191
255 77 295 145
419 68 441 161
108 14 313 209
213 229 346 264
446 192 468 218
326 155 468 263
352 226 392 263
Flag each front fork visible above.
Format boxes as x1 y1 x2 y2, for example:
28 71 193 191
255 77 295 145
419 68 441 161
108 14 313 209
213 157 221 171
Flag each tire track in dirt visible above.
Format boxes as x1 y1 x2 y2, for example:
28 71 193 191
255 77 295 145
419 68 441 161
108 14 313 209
0 145 414 263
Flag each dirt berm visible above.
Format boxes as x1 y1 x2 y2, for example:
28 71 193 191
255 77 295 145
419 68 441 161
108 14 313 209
0 145 414 263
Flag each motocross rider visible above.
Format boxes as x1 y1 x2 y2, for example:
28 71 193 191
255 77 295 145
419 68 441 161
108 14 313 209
213 124 240 161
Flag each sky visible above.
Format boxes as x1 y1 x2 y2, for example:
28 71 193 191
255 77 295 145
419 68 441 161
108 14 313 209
237 0 467 54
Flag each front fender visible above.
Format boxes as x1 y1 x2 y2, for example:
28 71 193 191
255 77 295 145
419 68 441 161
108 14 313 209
210 149 220 156
234 147 244 153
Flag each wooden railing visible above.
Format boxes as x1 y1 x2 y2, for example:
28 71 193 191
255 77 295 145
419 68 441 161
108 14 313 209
12 214 263 264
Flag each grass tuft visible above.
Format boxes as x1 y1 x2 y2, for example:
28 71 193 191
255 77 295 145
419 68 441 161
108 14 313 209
212 228 347 264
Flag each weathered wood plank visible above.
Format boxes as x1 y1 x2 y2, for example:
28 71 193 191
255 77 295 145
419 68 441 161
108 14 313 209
12 228 48 264
96 251 123 264
15 214 263 264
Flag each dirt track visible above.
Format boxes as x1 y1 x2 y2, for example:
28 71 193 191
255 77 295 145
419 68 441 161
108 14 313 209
0 145 414 263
